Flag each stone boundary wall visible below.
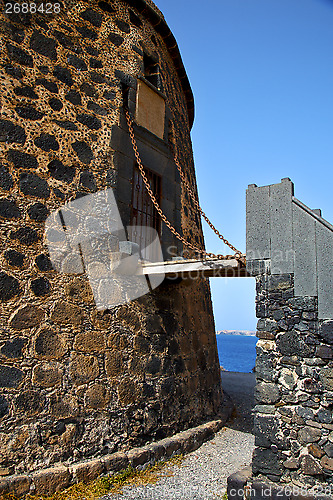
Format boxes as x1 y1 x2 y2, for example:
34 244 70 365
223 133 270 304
233 179 333 497
0 418 227 498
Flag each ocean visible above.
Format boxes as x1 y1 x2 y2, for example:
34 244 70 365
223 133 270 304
216 334 258 373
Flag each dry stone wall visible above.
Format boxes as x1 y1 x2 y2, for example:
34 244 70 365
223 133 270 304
0 0 223 479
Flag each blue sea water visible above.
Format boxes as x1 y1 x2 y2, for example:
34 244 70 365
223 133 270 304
216 334 258 373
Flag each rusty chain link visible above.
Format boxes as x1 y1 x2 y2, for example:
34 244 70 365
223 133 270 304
125 110 245 264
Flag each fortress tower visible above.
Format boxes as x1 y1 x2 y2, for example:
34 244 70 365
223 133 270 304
0 0 224 487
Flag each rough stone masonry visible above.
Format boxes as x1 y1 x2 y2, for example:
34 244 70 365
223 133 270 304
228 178 333 499
0 0 225 493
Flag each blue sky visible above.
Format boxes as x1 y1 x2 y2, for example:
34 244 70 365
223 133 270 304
155 0 333 330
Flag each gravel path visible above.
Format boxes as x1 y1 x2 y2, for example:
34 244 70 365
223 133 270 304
101 372 255 500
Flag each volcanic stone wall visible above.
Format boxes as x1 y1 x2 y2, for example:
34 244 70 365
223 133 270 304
240 179 333 497
0 0 223 477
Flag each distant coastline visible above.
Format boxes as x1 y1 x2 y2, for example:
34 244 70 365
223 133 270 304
216 330 256 336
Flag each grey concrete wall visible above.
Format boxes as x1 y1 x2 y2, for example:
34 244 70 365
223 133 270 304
246 178 333 319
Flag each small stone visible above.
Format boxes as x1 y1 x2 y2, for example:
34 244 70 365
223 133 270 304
74 331 105 352
103 90 116 101
80 82 97 97
34 133 59 152
34 327 65 359
89 58 103 69
298 426 322 445
35 78 59 93
28 202 49 222
108 32 124 47
53 188 65 199
324 442 333 458
0 395 9 418
317 408 332 424
31 277 51 296
65 90 82 105
80 8 103 27
35 253 53 271
32 362 62 388
79 170 96 191
98 1 115 13
0 365 24 388
105 350 124 377
16 105 44 120
51 301 83 326
320 455 333 471
85 383 109 409
6 43 33 66
279 367 298 390
0 119 26 144
0 199 21 219
0 337 26 359
53 66 73 86
30 31 58 60
67 54 88 71
87 101 108 115
302 454 323 475
20 172 50 198
283 458 298 469
15 390 44 415
114 19 130 33
89 71 106 84
10 305 44 329
4 249 25 268
129 9 143 28
69 354 99 385
54 119 78 130
32 466 70 496
48 159 76 183
72 142 94 165
38 65 49 74
118 377 140 406
288 296 316 311
49 97 63 111
75 26 98 40
5 64 24 79
77 113 102 130
14 85 38 99
0 272 21 301
319 321 333 344
0 166 13 191
71 459 104 484
320 368 333 391
309 443 325 458
255 382 280 404
7 149 38 169
53 30 75 50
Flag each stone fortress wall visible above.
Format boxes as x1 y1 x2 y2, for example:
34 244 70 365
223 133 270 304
228 178 333 499
0 0 224 484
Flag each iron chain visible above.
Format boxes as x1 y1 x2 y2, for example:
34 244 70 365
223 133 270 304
125 110 245 265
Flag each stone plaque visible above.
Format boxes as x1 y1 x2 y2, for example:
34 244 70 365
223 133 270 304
135 79 165 139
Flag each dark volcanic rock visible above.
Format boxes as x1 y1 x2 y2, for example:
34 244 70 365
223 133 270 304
67 54 88 71
85 45 99 57
10 226 39 245
87 101 108 115
72 141 94 164
35 253 53 272
49 98 63 111
31 277 51 297
7 149 38 169
80 82 97 97
14 85 38 99
89 71 106 84
0 166 14 191
0 395 9 418
54 120 78 131
6 43 33 67
5 23 25 44
28 202 50 222
36 78 59 93
98 1 115 13
65 90 82 106
29 31 58 60
19 172 50 198
0 272 21 302
0 119 26 144
114 19 130 34
53 66 73 86
5 64 24 79
108 32 124 47
34 133 59 152
89 58 103 69
1 337 27 359
76 26 98 40
53 30 75 50
0 199 21 219
80 8 103 27
0 365 24 388
80 170 97 191
4 249 25 268
48 159 76 183
77 113 102 130
15 105 44 120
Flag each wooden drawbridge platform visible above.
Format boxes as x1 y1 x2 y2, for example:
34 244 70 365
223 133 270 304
136 257 250 279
